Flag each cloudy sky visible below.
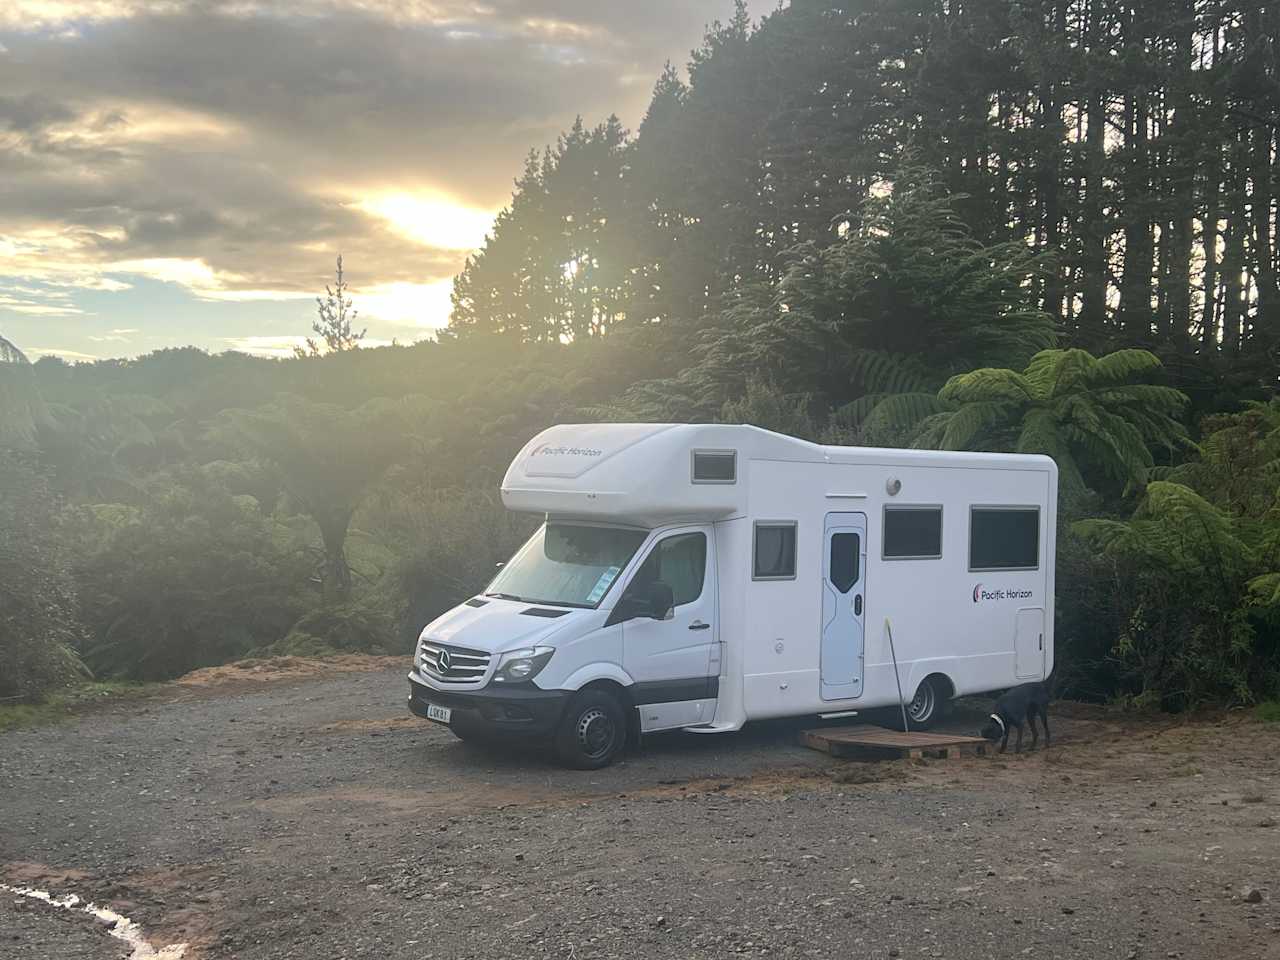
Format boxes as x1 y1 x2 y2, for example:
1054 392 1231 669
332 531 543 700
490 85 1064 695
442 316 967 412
0 0 753 361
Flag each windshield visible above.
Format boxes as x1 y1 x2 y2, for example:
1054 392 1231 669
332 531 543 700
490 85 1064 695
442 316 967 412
487 523 647 608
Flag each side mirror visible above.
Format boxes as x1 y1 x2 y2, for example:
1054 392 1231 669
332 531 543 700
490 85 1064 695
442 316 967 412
605 580 675 627
646 581 675 621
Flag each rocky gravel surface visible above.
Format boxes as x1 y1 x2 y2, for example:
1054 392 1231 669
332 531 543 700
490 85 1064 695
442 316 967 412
1 665 1277 959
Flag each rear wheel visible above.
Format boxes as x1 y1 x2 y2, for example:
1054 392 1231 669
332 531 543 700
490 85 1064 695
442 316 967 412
875 676 949 731
906 677 943 728
555 690 627 769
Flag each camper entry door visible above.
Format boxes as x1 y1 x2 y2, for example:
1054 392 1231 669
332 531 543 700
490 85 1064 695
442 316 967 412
820 511 867 701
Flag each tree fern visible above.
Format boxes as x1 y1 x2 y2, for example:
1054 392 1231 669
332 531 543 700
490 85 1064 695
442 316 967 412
0 333 50 448
1249 572 1280 611
0 334 30 365
843 392 949 433
918 348 1188 496
1073 482 1253 584
848 350 938 398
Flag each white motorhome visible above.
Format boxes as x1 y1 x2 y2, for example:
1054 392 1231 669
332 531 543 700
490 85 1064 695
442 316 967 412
408 423 1057 768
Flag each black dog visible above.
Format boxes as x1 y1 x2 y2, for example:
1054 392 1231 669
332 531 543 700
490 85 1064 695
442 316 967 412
980 681 1051 753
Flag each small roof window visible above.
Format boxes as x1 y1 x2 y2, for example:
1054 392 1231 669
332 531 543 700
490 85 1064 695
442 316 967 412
692 449 736 484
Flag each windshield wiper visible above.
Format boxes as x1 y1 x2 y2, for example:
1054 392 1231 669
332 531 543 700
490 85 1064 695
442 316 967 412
485 592 525 602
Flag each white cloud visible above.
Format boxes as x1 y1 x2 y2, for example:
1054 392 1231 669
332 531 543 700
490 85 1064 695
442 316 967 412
0 297 84 316
223 334 394 358
26 346 100 361
104 258 313 303
221 335 309 358
0 281 85 316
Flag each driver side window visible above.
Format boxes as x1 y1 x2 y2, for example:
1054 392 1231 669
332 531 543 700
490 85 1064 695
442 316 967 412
631 532 707 607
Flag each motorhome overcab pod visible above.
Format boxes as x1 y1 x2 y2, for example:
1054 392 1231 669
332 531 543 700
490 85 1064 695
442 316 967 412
408 423 1058 768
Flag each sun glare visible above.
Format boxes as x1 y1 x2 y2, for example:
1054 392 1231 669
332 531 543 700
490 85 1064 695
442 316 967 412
357 193 496 252
358 279 455 329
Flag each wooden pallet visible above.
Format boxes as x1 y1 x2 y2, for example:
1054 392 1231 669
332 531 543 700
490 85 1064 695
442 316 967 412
801 724 989 760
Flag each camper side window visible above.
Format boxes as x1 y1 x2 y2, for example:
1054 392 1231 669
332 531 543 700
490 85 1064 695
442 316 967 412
969 507 1039 571
883 506 943 560
753 522 797 580
630 533 707 607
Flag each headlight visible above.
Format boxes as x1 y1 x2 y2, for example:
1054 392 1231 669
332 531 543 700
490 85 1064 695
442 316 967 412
493 646 555 683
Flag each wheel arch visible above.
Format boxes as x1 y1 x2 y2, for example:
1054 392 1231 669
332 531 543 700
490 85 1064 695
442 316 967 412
922 671 956 701
561 662 633 692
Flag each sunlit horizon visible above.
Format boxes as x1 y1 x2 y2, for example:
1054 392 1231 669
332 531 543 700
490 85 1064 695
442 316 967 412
0 0 751 361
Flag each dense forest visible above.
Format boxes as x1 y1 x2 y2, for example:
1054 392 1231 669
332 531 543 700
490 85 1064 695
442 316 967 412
3 0 1278 710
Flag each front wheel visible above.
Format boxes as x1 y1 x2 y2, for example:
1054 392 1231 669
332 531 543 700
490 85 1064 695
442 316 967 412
555 690 627 769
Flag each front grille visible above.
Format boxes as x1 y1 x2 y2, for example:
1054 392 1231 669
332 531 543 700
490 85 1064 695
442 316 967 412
418 641 491 684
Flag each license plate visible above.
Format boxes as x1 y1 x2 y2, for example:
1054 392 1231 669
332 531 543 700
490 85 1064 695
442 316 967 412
425 703 451 724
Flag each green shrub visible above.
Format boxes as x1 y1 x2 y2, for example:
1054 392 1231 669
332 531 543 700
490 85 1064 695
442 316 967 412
359 484 537 644
259 599 399 658
1071 401 1280 709
0 451 87 700
71 469 312 680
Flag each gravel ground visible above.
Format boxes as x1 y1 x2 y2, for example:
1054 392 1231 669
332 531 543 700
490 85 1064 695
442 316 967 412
1 664 1277 960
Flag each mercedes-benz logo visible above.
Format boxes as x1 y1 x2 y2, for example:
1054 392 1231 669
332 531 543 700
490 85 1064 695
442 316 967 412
437 649 452 674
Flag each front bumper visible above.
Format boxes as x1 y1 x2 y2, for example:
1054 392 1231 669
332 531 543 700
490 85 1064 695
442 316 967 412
407 674 569 737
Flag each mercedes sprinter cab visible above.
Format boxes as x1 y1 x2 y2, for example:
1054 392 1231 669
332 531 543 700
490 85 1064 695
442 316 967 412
408 423 1058 768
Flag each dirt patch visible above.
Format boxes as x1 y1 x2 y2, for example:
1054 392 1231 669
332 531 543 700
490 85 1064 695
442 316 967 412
1 862 216 959
1 862 94 889
172 655 404 693
254 783 568 818
315 716 419 735
628 762 906 799
907 703 1280 804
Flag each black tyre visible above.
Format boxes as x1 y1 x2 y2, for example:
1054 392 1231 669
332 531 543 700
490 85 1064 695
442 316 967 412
554 689 627 769
875 676 950 731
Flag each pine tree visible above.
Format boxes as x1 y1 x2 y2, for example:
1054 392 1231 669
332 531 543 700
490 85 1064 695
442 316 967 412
295 256 366 358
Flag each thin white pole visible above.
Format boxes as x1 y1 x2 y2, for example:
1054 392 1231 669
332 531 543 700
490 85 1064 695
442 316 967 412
885 618 909 731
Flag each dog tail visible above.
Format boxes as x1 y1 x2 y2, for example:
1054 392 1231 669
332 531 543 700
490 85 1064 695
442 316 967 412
1043 665 1058 700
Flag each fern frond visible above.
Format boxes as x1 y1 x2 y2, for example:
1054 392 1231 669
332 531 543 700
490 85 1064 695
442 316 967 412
939 368 1032 405
1023 348 1095 399
1140 481 1255 580
1016 408 1085 491
1088 348 1165 386
847 392 949 431
0 334 30 365
847 350 940 395
939 400 1016 450
912 411 956 449
1246 572 1280 610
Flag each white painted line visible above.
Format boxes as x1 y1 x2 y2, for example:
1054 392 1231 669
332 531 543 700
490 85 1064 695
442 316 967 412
1 882 187 959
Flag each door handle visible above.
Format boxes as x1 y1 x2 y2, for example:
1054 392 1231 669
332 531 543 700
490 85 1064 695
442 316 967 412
854 595 863 616
1039 633 1043 650
689 621 711 631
